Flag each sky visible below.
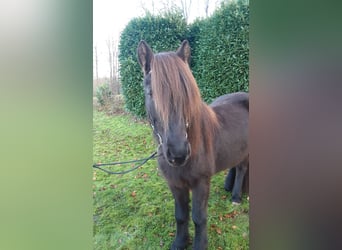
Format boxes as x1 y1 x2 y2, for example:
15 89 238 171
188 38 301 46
93 0 222 78
93 0 141 78
93 0 142 47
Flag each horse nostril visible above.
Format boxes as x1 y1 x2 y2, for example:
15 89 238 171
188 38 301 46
166 149 175 162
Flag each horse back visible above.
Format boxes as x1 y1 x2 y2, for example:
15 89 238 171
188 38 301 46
210 92 248 110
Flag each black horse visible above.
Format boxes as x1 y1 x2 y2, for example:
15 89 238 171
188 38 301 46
137 40 249 249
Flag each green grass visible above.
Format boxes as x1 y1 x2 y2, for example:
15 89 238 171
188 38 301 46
93 110 249 249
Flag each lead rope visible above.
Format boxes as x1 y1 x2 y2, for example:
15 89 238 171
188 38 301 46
92 122 162 175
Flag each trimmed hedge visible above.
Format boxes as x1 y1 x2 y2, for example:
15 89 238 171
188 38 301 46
119 1 249 117
190 0 249 103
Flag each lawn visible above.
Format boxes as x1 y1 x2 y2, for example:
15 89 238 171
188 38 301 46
93 110 249 249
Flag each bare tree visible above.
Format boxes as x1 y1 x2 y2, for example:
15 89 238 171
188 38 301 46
106 37 120 95
140 0 156 14
112 39 119 94
106 38 113 91
180 0 192 23
204 0 210 17
94 45 99 82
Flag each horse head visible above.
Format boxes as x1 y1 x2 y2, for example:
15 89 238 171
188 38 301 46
137 40 192 167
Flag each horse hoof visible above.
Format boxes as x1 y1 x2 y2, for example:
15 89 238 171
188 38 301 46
232 201 241 205
171 241 187 250
170 245 185 250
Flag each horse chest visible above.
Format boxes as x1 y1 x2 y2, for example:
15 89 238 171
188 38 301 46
159 157 211 188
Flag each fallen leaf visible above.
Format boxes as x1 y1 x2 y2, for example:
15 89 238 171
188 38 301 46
169 232 175 237
131 191 136 197
216 228 222 234
232 225 237 230
224 210 239 219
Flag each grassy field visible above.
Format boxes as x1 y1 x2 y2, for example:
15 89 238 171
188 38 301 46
93 110 249 249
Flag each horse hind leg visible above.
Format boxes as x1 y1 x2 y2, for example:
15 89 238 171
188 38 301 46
242 163 249 195
224 167 236 192
231 158 249 204
226 165 249 194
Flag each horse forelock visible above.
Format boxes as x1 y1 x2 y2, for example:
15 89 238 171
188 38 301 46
150 52 218 155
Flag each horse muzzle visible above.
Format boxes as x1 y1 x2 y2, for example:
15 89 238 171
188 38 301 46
165 143 191 167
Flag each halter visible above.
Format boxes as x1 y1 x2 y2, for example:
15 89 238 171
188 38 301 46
150 121 189 147
150 123 163 146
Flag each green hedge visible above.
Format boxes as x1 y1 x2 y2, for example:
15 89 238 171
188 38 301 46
119 1 249 117
190 0 249 103
119 11 188 117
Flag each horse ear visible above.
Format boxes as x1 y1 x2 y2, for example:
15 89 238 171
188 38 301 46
137 40 153 75
176 40 191 64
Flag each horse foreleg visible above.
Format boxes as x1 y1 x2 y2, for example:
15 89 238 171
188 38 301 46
170 185 190 250
231 158 248 204
191 178 210 250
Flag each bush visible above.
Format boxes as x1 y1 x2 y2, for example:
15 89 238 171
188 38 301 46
190 0 249 103
95 83 112 106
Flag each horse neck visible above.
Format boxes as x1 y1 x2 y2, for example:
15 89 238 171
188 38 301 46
188 101 218 158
